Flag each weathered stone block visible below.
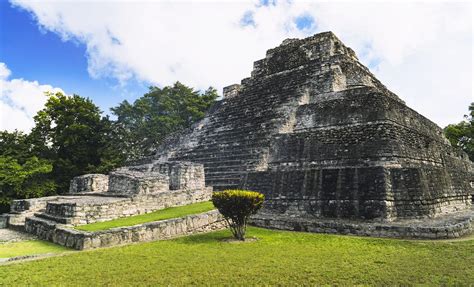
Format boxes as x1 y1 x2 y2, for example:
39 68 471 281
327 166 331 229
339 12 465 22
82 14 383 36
108 170 169 195
223 84 241 99
168 162 205 190
69 174 109 194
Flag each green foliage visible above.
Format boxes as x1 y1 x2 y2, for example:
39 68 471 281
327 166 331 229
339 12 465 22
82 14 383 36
76 201 215 231
444 102 474 161
212 189 264 240
0 130 33 164
29 92 125 193
0 82 216 206
111 82 218 160
0 228 473 285
0 156 55 213
0 130 56 212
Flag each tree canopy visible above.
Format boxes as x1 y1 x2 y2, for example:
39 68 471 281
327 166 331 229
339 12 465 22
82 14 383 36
444 103 473 161
0 82 218 210
29 92 124 192
111 82 218 160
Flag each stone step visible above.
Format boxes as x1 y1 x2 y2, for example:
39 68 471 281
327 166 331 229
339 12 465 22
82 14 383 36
204 167 252 174
174 143 265 152
171 153 261 162
175 152 263 162
35 212 72 225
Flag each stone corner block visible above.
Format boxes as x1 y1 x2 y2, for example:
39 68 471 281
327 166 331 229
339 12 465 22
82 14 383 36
69 174 109 194
108 170 169 195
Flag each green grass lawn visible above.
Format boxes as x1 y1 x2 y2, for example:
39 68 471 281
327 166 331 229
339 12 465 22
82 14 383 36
0 240 69 259
76 201 215 232
0 227 472 285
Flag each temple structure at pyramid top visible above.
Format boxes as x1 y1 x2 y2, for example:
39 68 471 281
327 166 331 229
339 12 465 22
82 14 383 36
149 31 473 224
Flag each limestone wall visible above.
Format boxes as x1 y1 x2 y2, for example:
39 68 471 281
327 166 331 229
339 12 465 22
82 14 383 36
251 211 473 239
244 167 472 220
149 162 206 190
112 161 206 193
108 170 169 195
241 84 473 220
25 210 226 250
69 174 109 194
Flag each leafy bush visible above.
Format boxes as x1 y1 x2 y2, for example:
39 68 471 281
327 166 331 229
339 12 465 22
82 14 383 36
212 189 264 240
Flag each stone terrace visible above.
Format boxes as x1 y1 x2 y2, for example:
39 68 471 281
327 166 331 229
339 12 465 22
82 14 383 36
4 161 214 235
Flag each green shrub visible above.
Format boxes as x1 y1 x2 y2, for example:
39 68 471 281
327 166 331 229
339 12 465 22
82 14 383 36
212 189 264 240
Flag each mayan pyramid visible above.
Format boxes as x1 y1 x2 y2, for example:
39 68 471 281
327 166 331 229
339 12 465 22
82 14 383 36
148 31 473 222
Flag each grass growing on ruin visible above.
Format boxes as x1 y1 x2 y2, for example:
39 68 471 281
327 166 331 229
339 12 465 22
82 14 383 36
0 240 68 258
0 227 473 285
75 201 215 232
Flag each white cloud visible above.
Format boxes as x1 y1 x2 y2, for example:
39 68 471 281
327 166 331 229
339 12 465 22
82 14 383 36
10 0 473 127
0 62 65 132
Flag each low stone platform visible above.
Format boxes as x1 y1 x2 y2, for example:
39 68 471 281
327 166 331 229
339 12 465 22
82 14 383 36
251 207 474 239
36 196 129 225
35 188 212 225
4 160 213 230
25 210 226 250
1 160 223 251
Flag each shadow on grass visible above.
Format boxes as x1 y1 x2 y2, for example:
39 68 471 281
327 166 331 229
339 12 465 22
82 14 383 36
176 229 233 244
172 225 474 248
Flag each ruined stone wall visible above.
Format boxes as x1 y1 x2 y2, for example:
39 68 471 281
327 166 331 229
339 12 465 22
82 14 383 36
25 210 226 250
113 161 206 192
148 162 206 190
6 196 61 230
69 174 109 194
251 211 473 239
244 166 471 220
37 188 212 225
108 170 169 195
243 86 472 220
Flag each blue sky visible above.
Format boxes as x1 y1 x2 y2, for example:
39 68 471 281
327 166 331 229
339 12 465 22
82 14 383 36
0 0 149 115
0 0 314 124
0 1 472 132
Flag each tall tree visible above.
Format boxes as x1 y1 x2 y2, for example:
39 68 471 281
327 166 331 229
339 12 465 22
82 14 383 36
111 82 218 160
444 103 474 161
30 92 123 193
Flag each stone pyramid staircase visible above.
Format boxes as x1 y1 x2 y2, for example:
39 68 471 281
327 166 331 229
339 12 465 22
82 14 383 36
148 32 395 191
